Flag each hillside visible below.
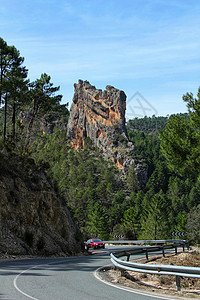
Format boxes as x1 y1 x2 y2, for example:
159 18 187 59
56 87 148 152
0 147 83 256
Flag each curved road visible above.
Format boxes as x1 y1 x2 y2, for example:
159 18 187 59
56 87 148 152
0 246 177 300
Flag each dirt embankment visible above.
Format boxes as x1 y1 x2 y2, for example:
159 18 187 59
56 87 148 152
102 247 200 299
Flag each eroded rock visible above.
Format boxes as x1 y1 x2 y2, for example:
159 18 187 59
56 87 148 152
67 80 147 186
67 80 127 150
0 152 83 256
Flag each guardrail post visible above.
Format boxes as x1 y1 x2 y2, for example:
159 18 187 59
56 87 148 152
186 242 190 250
176 275 181 291
182 244 185 252
145 250 149 261
175 245 177 255
127 254 130 261
162 247 165 257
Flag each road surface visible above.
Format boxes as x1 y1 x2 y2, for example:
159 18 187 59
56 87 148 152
0 246 177 300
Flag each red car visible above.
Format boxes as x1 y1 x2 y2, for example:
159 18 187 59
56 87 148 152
86 238 105 250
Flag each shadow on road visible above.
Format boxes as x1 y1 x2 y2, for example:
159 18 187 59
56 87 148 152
0 249 111 278
0 293 15 300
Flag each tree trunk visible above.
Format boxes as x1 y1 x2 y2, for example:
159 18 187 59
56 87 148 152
3 93 7 143
26 109 37 149
0 48 2 106
12 99 16 142
26 99 38 149
154 216 157 240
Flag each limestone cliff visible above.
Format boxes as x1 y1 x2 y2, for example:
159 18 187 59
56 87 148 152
67 80 131 168
67 80 147 184
67 79 127 149
0 151 83 256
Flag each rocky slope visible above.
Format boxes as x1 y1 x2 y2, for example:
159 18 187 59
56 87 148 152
0 150 83 256
67 80 147 184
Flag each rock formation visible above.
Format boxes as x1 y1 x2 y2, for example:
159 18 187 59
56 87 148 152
67 80 147 185
67 80 131 167
0 151 83 256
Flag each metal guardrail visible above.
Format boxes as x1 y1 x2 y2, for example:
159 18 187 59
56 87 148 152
105 239 186 245
112 242 187 261
110 240 200 291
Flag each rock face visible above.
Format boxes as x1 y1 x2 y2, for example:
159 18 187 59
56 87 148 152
67 80 134 170
67 80 147 186
0 152 83 256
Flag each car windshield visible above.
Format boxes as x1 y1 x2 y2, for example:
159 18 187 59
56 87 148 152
93 239 102 242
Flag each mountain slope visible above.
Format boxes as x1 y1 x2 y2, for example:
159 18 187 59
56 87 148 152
0 149 83 256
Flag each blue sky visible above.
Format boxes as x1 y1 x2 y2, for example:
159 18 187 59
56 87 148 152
1 0 200 118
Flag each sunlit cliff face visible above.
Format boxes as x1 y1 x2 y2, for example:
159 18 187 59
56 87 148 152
67 80 126 144
67 80 131 170
67 80 147 184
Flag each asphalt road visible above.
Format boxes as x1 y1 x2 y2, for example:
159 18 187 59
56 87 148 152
0 246 177 300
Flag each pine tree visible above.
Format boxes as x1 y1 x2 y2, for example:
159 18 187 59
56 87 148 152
160 87 200 179
0 38 28 143
86 201 109 240
26 73 62 148
139 191 168 240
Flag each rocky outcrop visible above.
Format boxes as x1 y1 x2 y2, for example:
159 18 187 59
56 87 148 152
67 80 131 167
0 151 83 256
67 80 147 185
67 80 127 149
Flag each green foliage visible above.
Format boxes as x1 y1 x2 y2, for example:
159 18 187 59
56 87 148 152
127 129 161 177
1 37 200 244
26 73 63 147
31 130 126 239
20 110 200 242
160 114 200 178
139 191 168 240
146 162 170 193
122 207 139 239
127 110 200 241
127 115 168 134
160 88 200 179
85 201 109 240
186 204 200 244
183 87 200 129
127 165 139 192
0 38 29 144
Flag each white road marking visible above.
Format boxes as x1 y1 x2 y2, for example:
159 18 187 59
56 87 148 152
13 255 177 300
94 266 177 300
13 266 39 300
13 259 67 300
